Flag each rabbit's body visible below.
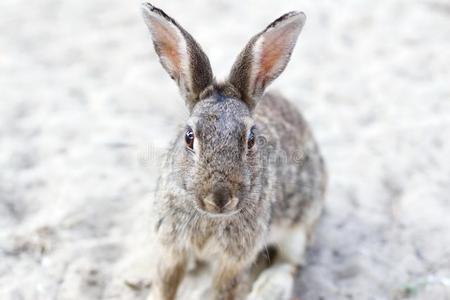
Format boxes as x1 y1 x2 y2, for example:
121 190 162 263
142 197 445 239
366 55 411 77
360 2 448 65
153 91 326 299
142 3 326 300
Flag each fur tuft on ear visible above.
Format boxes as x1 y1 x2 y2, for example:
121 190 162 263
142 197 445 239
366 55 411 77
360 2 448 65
142 2 214 110
228 11 306 109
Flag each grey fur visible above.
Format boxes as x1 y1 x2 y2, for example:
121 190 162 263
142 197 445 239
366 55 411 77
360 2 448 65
142 3 326 300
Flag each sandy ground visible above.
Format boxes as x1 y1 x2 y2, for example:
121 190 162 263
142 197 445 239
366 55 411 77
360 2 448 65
1 0 450 299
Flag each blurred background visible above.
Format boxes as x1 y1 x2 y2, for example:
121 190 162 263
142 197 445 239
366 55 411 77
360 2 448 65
1 0 449 299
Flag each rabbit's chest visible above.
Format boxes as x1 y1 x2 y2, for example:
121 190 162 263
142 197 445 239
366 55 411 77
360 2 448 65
191 233 222 261
186 218 263 260
188 222 225 257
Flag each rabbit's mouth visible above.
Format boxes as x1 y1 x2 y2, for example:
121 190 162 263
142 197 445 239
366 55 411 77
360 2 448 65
197 195 240 216
199 208 242 219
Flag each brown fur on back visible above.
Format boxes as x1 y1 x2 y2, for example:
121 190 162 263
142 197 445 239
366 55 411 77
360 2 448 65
254 92 327 226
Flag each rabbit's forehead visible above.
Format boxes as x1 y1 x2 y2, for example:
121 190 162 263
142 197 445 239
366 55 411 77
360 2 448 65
189 98 253 134
192 97 249 115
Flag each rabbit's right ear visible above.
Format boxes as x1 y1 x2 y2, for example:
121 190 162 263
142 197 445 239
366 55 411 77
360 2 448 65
142 3 214 110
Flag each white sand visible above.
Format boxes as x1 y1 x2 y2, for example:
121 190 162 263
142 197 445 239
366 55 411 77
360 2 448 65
1 0 450 299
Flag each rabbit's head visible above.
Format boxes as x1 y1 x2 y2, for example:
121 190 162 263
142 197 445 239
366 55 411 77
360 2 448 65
142 3 305 216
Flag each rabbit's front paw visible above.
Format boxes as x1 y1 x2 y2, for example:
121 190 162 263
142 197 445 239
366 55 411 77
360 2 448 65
247 263 296 300
146 287 163 300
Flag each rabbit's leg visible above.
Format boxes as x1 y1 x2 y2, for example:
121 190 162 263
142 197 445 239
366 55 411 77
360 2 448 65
147 248 187 300
212 259 250 300
247 225 308 300
246 263 297 300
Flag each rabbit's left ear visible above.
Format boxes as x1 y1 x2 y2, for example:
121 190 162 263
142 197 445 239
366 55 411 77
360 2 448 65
228 12 306 109
142 3 213 110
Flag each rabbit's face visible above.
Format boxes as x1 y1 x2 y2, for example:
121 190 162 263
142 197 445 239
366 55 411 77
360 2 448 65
182 95 260 216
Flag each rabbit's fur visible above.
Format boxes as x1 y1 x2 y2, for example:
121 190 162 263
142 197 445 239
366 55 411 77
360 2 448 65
142 3 326 300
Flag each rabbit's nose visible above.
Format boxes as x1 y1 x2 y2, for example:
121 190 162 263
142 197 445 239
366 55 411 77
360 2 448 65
212 187 231 209
203 187 237 212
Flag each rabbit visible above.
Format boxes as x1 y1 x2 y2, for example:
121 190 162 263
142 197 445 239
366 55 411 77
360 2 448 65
141 2 327 300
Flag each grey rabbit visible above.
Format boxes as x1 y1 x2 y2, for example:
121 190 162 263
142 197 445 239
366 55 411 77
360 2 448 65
141 2 327 300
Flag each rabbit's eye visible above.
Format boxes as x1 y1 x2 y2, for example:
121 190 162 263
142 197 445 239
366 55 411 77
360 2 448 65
185 127 194 150
247 127 255 149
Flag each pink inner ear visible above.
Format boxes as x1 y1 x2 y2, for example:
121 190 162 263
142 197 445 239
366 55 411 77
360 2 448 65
256 24 297 88
151 18 182 76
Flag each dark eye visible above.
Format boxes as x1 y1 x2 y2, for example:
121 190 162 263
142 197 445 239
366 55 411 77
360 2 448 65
247 127 255 149
185 127 194 150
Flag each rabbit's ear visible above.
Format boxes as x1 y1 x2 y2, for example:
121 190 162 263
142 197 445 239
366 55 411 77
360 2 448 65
142 3 213 110
228 12 306 109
